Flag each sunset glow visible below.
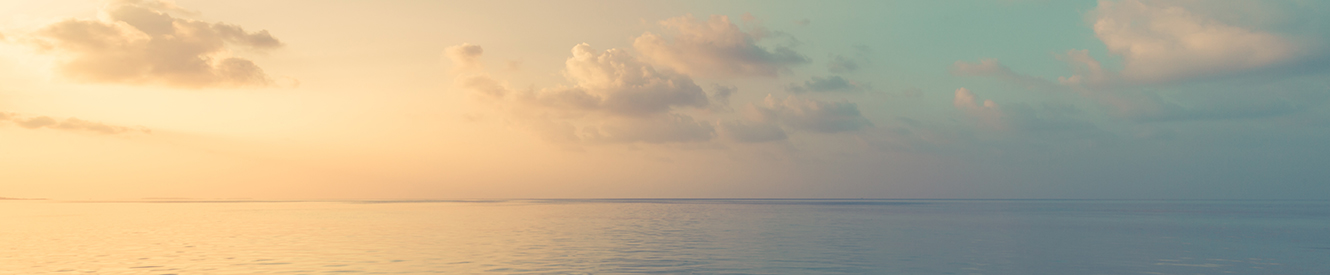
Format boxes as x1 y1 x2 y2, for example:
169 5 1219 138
3 0 1329 200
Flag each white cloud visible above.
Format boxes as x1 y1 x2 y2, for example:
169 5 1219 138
634 14 808 78
560 44 710 116
22 0 282 88
1092 0 1298 83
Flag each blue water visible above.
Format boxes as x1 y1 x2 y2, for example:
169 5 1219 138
1 199 1327 274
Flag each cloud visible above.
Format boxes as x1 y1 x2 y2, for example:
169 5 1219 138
553 43 710 116
462 44 710 116
457 74 509 98
457 43 715 144
953 88 1003 128
952 88 1095 132
953 88 997 111
785 75 868 93
634 14 808 78
747 95 872 133
0 112 149 134
1055 49 1116 87
22 0 282 88
444 43 484 72
1091 0 1298 83
708 84 737 111
456 42 879 145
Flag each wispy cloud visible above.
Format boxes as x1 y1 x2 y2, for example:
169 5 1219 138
1 112 149 135
785 76 869 93
452 43 715 144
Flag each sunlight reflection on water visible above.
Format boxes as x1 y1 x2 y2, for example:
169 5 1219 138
1 199 1327 274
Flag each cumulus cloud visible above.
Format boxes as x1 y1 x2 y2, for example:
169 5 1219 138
785 76 868 93
1092 0 1298 83
444 43 484 72
22 0 282 88
634 14 808 78
456 42 879 145
953 88 1003 128
457 43 715 144
747 95 872 133
0 112 149 134
462 44 710 115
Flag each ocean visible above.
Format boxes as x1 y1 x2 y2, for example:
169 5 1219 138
2 199 1327 274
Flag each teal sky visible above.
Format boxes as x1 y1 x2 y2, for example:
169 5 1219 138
1 0 1328 199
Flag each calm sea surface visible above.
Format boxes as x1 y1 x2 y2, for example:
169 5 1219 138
1 199 1327 274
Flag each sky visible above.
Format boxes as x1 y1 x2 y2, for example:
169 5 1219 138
2 0 1328 200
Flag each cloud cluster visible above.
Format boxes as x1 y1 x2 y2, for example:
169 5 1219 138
455 43 715 144
634 14 808 78
1091 0 1297 83
23 0 282 88
463 43 713 118
0 112 149 134
449 14 877 146
948 1 1329 126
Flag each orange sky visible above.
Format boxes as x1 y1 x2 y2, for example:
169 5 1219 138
4 0 1330 200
